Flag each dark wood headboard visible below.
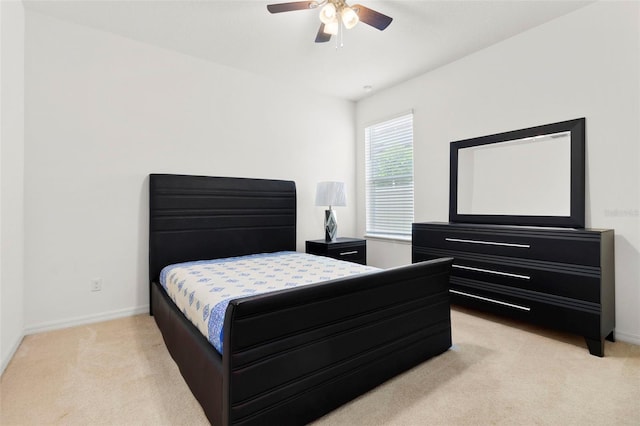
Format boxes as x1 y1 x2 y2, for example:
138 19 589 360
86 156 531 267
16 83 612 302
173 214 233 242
148 174 297 284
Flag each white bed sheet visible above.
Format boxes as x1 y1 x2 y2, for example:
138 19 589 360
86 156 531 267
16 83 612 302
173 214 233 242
159 251 378 354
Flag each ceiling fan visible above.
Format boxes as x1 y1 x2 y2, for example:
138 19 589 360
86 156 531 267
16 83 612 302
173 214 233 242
267 1 393 43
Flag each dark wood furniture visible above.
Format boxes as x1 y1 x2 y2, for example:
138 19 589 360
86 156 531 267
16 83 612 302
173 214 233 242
449 118 586 228
149 174 454 425
305 237 367 265
412 222 615 357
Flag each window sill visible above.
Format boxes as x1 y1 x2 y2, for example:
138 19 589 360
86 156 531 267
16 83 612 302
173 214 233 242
364 234 412 244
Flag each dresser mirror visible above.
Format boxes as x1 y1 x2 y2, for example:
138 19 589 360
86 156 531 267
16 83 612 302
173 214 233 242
449 118 585 228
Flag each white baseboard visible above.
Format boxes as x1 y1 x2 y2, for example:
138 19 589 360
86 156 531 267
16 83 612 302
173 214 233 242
24 305 150 336
1 333 25 377
614 329 640 346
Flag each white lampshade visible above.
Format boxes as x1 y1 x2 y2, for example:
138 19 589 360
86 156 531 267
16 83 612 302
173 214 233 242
323 18 339 35
341 7 359 29
315 181 347 207
319 3 337 25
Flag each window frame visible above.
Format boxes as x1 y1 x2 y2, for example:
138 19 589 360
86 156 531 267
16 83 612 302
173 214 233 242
364 111 415 241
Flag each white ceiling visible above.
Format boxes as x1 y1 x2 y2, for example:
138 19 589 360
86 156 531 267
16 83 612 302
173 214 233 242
23 0 593 101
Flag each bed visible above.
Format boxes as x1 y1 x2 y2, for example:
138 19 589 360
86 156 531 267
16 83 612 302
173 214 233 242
149 173 453 425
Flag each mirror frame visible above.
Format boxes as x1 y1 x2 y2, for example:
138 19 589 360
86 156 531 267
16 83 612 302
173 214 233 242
449 118 585 228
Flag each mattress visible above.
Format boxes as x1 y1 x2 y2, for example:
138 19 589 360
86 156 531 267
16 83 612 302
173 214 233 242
159 251 379 354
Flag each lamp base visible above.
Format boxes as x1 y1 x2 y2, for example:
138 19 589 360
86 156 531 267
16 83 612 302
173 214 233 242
325 209 338 241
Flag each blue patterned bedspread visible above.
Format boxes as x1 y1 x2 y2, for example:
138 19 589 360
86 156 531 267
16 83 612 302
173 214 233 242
159 251 379 354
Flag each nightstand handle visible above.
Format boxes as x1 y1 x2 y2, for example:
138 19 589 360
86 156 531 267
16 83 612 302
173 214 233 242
339 250 359 256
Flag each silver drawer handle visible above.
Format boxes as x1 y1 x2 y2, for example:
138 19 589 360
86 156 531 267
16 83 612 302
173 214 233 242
339 250 359 256
450 289 531 311
445 237 530 248
453 264 531 280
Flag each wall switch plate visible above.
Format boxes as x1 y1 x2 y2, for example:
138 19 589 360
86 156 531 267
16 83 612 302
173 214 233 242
91 278 102 292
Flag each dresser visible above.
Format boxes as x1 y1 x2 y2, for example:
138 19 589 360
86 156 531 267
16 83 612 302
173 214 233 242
306 237 367 265
412 222 615 356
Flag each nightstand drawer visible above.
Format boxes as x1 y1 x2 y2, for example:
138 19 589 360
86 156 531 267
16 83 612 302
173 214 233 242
306 238 367 265
327 245 366 264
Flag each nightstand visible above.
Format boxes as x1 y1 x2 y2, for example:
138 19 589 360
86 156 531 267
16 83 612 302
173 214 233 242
305 237 367 265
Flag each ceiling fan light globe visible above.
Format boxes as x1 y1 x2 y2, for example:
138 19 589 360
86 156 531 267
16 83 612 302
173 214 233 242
319 3 337 25
341 7 359 29
324 18 339 35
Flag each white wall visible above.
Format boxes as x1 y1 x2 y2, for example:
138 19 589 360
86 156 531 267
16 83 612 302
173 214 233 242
356 1 640 344
1 0 26 374
23 11 357 332
6 1 638 371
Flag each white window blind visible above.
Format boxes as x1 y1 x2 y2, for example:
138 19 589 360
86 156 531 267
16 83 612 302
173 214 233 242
365 112 414 238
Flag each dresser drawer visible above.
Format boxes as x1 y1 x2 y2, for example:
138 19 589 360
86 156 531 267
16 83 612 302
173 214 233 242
413 224 602 267
451 255 601 303
414 248 601 303
449 277 602 339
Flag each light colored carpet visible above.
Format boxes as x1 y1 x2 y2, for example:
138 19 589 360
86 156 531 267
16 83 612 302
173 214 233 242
1 307 639 425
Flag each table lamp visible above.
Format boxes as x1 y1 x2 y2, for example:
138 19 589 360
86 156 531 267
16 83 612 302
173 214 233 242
315 181 346 241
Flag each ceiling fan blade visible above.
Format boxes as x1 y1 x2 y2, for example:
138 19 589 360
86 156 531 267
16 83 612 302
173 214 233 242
267 1 319 14
353 4 393 31
315 23 332 43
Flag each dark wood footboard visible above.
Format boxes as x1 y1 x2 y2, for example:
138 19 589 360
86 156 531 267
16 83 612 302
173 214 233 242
222 257 453 425
152 257 452 425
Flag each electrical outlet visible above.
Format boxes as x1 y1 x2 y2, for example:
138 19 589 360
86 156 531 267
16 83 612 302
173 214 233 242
91 278 102 292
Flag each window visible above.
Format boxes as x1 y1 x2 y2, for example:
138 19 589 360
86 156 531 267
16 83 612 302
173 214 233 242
365 112 414 239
